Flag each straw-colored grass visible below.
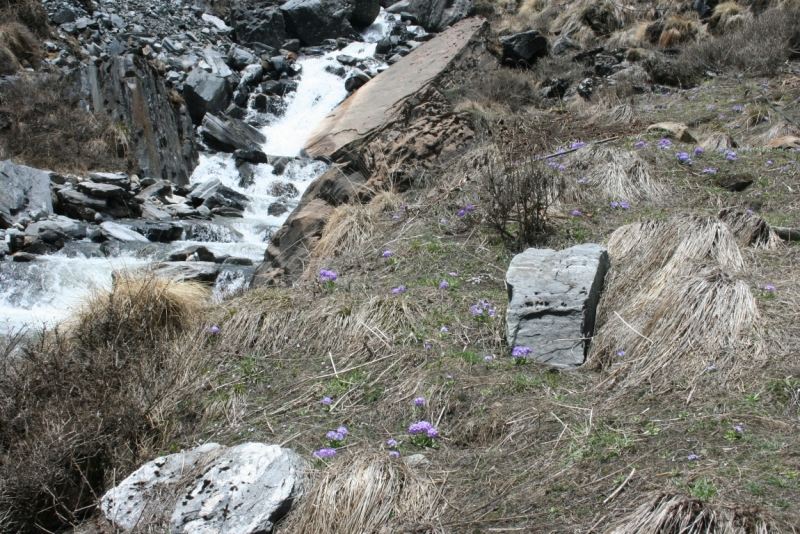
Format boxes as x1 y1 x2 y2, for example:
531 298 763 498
313 203 378 261
719 208 780 249
606 492 782 534
278 453 442 534
587 216 764 396
564 146 669 203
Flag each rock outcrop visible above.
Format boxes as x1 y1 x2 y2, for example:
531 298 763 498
387 0 475 32
100 442 302 534
231 0 288 50
0 160 53 228
75 55 198 186
253 17 490 287
280 0 361 46
505 244 610 368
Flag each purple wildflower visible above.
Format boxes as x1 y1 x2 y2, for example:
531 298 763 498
391 285 407 294
707 365 716 372
392 214 400 219
326 431 344 441
426 428 439 439
620 201 629 210
408 421 433 435
754 191 762 197
389 450 401 458
702 168 717 174
694 147 703 156
512 346 533 358
571 141 586 149
322 397 332 405
440 326 448 333
732 105 743 112
611 201 619 208
760 285 776 292
634 141 647 148
572 210 581 216
687 454 699 461
766 160 773 165
424 343 431 349
382 250 392 258
725 150 738 162
207 326 220 334
466 205 475 212
449 272 457 277
484 354 494 361
658 139 672 149
616 350 626 357
337 426 349 436
746 209 754 215
457 209 466 216
676 152 692 164
733 425 744 433
707 105 715 110
313 448 337 459
577 179 586 184
319 269 338 282
440 219 447 224
387 439 398 447
439 281 449 290
413 397 425 407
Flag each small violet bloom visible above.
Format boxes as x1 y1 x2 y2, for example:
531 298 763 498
466 205 475 212
326 430 345 441
207 326 220 334
512 346 533 358
760 285 776 292
687 454 699 461
382 250 392 258
391 285 407 294
577 179 586 184
313 448 337 459
392 214 400 219
732 105 743 112
571 141 586 149
449 272 458 277
657 139 672 149
702 168 717 174
733 425 744 433
440 326 448 333
440 219 447 224
389 450 401 458
337 426 349 436
707 365 716 372
572 210 581 216
484 354 494 361
616 350 626 357
427 428 439 439
322 397 332 405
387 439 398 447
439 281 449 290
634 141 647 148
413 397 425 407
458 209 466 216
694 147 703 156
424 343 431 349
319 269 338 282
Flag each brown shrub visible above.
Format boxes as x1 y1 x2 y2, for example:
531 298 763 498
0 74 129 173
0 0 48 37
0 275 215 532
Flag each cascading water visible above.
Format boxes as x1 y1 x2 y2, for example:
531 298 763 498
0 13 393 334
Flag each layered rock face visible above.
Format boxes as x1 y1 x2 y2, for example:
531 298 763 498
0 160 53 228
505 244 610 368
252 17 491 287
74 55 198 186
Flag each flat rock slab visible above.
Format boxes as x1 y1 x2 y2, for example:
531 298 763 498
505 244 610 368
100 443 302 534
303 17 486 158
100 221 150 242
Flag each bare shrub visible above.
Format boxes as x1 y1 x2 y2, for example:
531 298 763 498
0 275 215 531
479 147 564 251
0 74 129 173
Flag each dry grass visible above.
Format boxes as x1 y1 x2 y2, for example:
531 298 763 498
709 2 752 35
606 492 782 534
0 274 218 532
0 22 38 73
587 216 764 396
278 453 442 534
563 145 670 203
313 204 378 262
0 0 48 37
718 208 781 249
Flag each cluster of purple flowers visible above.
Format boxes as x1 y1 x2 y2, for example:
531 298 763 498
707 104 715 111
409 420 439 438
548 161 567 171
676 152 692 164
759 285 776 292
313 448 337 459
611 201 629 210
724 150 738 162
325 426 349 443
732 105 744 112
707 365 716 372
439 281 450 290
470 300 497 318
457 205 475 217
694 147 703 156
319 269 338 282
634 141 647 148
386 438 400 458
484 354 494 361
657 138 672 149
414 397 425 407
512 346 533 358
391 285 407 294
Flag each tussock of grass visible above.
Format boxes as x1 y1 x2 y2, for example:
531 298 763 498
606 492 782 533
719 208 780 249
564 145 670 203
0 22 38 73
313 204 378 262
588 216 763 395
279 453 441 534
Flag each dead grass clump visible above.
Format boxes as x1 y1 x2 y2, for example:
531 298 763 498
0 0 48 37
71 273 209 349
0 22 38 71
279 453 441 534
0 75 129 173
580 2 623 37
588 216 764 396
313 203 378 261
606 492 783 533
719 207 780 249
563 145 670 203
709 1 752 34
453 68 540 112
367 190 403 214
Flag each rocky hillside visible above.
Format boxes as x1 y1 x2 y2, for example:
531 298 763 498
1 0 799 533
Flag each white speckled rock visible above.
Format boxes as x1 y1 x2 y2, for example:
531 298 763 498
505 244 610 368
100 443 302 533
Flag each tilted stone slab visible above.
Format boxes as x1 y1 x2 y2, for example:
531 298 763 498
505 244 610 368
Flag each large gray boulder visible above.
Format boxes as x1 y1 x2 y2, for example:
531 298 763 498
100 221 150 242
0 160 53 228
201 113 267 153
101 442 301 533
281 0 360 46
183 68 230 124
387 0 474 32
231 0 288 49
350 0 381 28
505 244 610 368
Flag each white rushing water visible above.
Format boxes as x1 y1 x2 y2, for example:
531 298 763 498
0 12 393 334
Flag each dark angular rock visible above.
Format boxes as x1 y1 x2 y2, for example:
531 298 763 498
183 68 230 124
77 182 127 199
350 0 381 28
0 160 53 228
229 45 259 70
235 149 270 165
223 257 254 266
499 30 548 67
201 113 267 153
268 202 288 216
388 0 473 32
231 1 287 50
12 252 36 262
124 221 185 242
280 0 360 46
169 245 216 262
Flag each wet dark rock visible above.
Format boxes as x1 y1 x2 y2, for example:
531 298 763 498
231 1 287 50
281 0 360 46
211 206 246 217
235 149 270 165
201 113 267 153
12 252 37 262
169 245 216 262
499 30 548 67
223 257 254 266
124 221 185 242
229 45 259 70
268 202 289 216
387 0 473 32
183 67 230 125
